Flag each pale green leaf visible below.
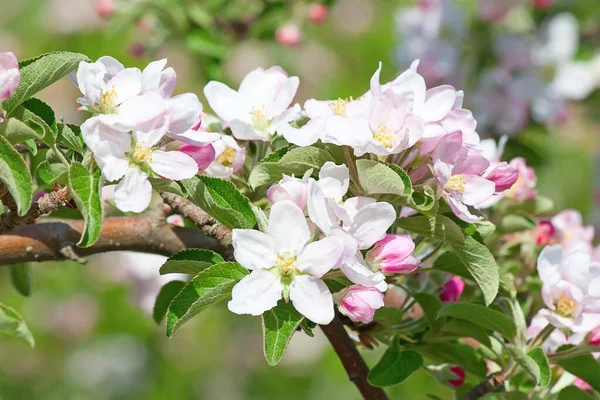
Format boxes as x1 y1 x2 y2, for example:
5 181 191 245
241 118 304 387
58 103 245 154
68 162 103 247
0 303 34 347
262 301 304 366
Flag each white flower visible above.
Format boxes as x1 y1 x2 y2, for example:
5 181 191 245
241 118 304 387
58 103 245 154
81 92 198 212
228 200 344 324
204 66 301 142
204 135 246 179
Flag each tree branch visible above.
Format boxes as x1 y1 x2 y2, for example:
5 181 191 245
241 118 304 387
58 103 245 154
0 206 223 266
459 372 506 400
320 316 388 400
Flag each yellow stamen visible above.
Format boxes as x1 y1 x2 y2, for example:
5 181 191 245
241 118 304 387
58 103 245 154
556 296 577 317
216 147 236 167
132 143 152 163
249 105 270 132
444 174 467 193
373 125 395 148
99 85 118 114
275 252 297 275
329 97 353 116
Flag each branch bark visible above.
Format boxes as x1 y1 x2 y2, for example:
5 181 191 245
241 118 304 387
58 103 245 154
320 316 388 400
459 372 506 400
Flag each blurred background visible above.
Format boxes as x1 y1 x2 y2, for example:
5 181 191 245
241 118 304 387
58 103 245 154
0 0 599 398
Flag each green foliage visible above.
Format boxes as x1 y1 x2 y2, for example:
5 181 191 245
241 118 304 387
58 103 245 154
437 303 516 341
56 124 85 155
556 354 600 392
182 176 256 229
7 264 33 297
0 134 33 216
527 348 551 387
159 249 225 275
262 301 305 366
166 262 248 337
68 162 103 247
153 281 186 324
413 293 444 331
356 159 411 196
36 160 67 184
368 341 423 387
0 303 34 347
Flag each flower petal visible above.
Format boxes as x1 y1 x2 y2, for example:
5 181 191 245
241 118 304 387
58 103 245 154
537 245 563 286
296 237 344 278
203 81 244 122
347 202 396 249
168 93 203 134
269 76 299 117
289 275 334 324
114 167 152 213
148 150 198 180
341 254 386 287
268 200 310 253
107 67 142 106
232 229 278 270
228 270 283 316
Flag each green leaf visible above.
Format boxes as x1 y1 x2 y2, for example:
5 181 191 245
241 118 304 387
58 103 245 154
68 162 103 247
0 303 34 347
368 343 423 387
57 124 85 154
437 303 517 341
558 386 593 400
440 319 492 349
148 178 187 197
503 196 554 216
527 347 550 387
412 341 487 377
396 215 464 246
322 270 352 293
248 146 334 189
507 345 541 385
7 264 33 297
36 160 67 184
356 160 410 196
0 117 43 144
21 98 57 144
166 262 248 337
498 215 536 233
413 293 444 331
250 203 269 232
182 176 256 229
4 51 90 115
556 354 600 392
0 135 33 216
159 249 225 275
374 307 404 326
153 281 186 324
262 301 305 366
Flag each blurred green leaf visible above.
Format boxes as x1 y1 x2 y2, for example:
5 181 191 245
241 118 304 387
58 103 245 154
437 303 516 341
7 263 33 297
0 303 34 347
556 354 600 392
368 342 423 387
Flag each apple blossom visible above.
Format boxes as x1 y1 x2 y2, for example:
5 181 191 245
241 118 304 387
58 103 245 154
179 143 216 171
228 200 344 324
433 132 495 222
550 210 594 254
587 325 600 348
275 24 302 47
526 312 568 353
337 285 385 323
439 277 465 303
537 245 600 333
0 52 20 104
365 234 420 274
203 66 301 142
203 135 246 179
81 93 198 212
503 157 537 201
267 175 308 210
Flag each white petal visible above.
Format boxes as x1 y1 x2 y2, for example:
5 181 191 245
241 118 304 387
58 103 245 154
347 202 396 249
552 62 597 100
289 275 334 324
120 93 170 147
572 313 600 333
232 229 278 270
420 89 455 122
537 245 563 286
318 162 350 199
304 99 335 118
97 56 125 79
296 237 344 278
203 81 245 122
279 118 324 147
141 59 167 94
228 270 283 316
114 167 152 213
80 117 131 181
268 200 310 253
169 130 221 146
341 254 386 287
307 179 338 234
149 150 198 180
269 76 299 117
76 60 106 106
230 119 268 141
107 68 142 106
560 250 590 291
168 93 203 134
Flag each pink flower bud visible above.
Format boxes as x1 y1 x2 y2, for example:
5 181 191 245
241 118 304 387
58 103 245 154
448 366 465 388
535 220 555 246
485 162 519 193
338 285 384 324
532 0 553 9
0 52 20 103
365 234 420 274
96 0 115 18
439 277 465 303
267 175 308 210
275 24 302 47
588 326 600 347
575 377 592 392
129 42 145 59
179 143 216 171
308 3 328 23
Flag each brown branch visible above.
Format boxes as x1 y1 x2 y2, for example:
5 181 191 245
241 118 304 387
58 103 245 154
160 192 234 261
320 316 388 400
0 208 223 266
459 372 506 400
0 183 69 233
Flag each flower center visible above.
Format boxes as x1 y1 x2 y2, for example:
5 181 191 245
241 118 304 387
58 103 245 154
556 295 577 317
132 143 153 163
329 97 351 116
275 252 297 276
444 174 466 193
373 125 395 148
216 147 236 167
99 85 118 114
249 105 271 132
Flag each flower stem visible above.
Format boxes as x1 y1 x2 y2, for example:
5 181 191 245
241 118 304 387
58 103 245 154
528 324 555 351
344 146 364 195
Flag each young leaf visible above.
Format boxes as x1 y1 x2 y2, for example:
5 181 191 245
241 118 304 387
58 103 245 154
527 347 551 387
153 281 186 324
68 162 103 247
374 307 404 326
7 264 33 297
0 117 43 144
0 303 34 347
182 176 256 229
249 203 269 232
368 343 423 387
437 303 517 341
148 178 187 198
412 341 487 377
413 293 444 331
166 262 248 337
0 135 33 216
4 51 90 115
57 124 85 154
159 249 225 275
556 354 600 392
21 98 57 145
36 160 68 184
356 160 410 196
395 215 464 246
262 301 305 366
507 345 541 385
439 319 492 349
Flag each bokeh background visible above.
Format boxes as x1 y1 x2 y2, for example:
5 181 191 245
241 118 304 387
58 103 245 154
0 0 599 399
